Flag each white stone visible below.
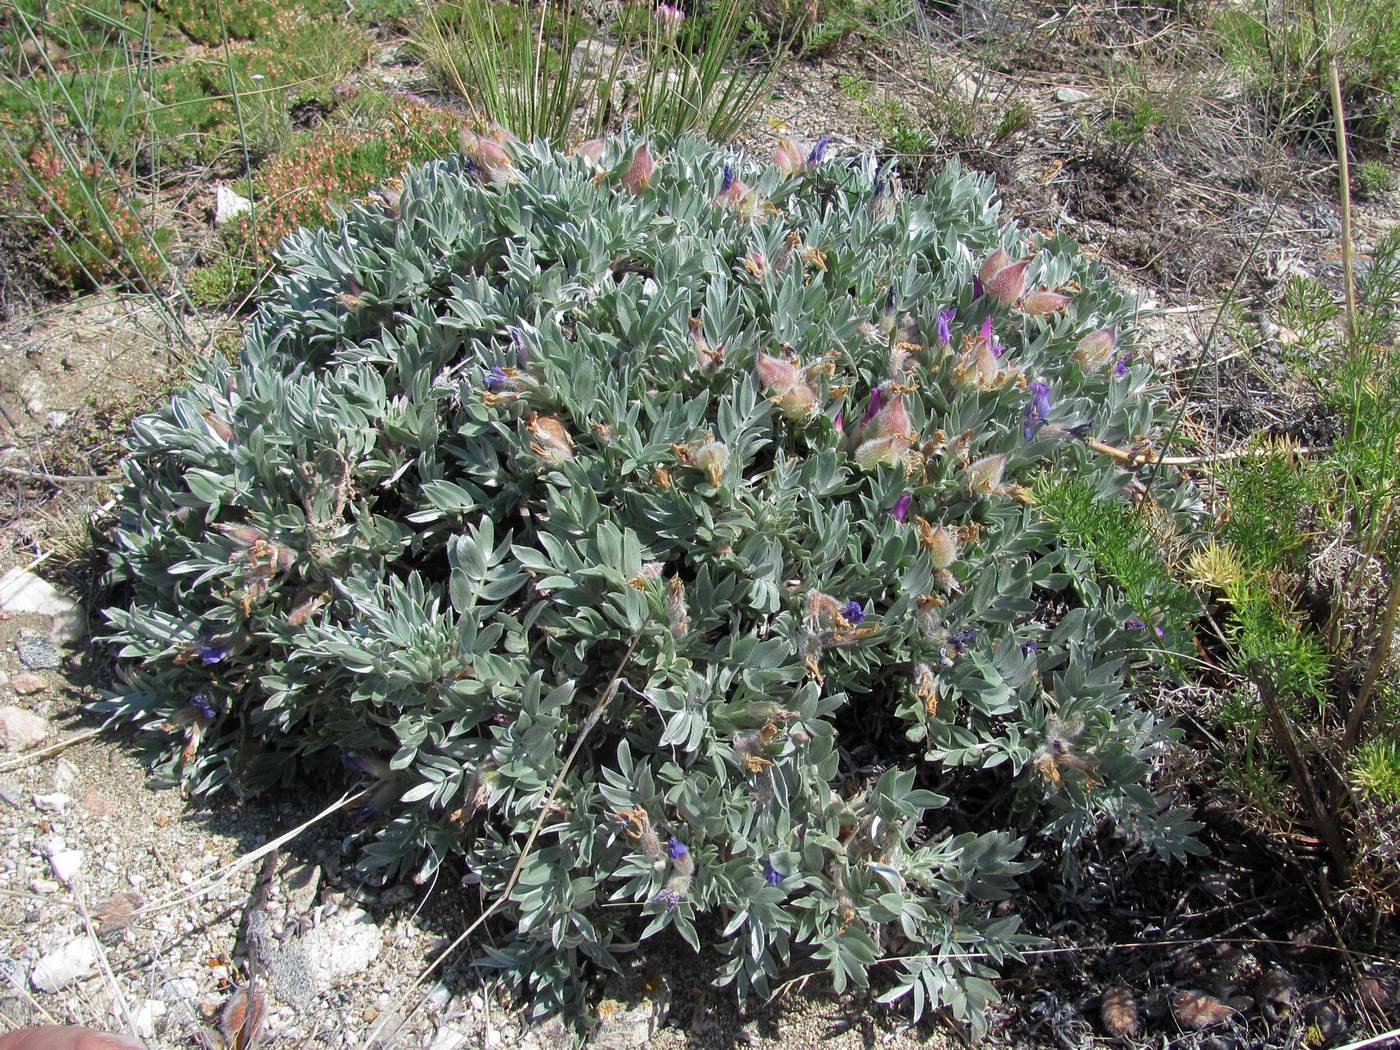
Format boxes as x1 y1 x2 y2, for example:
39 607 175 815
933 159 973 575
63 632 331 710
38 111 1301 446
52 758 77 793
49 849 84 886
305 909 382 983
215 184 253 225
0 568 86 645
429 1026 471 1050
162 976 199 1002
46 411 69 429
30 879 59 894
33 792 70 814
0 706 51 752
132 998 167 1039
32 936 97 991
424 981 453 1012
1055 86 1092 104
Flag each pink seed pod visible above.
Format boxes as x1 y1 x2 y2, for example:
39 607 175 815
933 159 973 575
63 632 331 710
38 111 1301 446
773 137 806 175
985 259 1029 307
1020 290 1070 315
1073 326 1118 372
978 247 1012 284
621 143 655 194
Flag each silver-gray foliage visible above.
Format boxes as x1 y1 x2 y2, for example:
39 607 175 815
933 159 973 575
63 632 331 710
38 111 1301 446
102 135 1200 1030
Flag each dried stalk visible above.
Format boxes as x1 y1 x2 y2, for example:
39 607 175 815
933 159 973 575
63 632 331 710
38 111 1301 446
1342 566 1400 752
1254 667 1350 877
1324 37 1357 339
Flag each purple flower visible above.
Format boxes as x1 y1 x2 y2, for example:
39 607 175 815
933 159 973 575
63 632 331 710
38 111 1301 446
340 751 371 774
972 276 984 300
190 693 215 720
949 628 976 652
1113 354 1133 377
483 365 508 391
653 888 682 912
667 836 689 859
806 135 831 166
198 635 230 666
1124 617 1146 631
509 326 529 367
890 492 912 523
720 165 735 194
833 410 844 431
1154 624 1166 638
982 317 1002 358
1020 640 1038 655
1023 380 1052 440
843 600 865 624
860 386 882 426
763 861 783 887
936 307 955 346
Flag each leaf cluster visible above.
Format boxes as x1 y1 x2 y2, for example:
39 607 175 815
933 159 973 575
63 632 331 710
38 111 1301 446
103 134 1193 1026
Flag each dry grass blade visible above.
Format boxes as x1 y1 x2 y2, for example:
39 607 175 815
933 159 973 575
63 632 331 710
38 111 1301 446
133 788 367 919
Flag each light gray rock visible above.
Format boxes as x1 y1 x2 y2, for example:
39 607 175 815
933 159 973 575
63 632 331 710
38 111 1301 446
1055 86 1092 104
0 706 51 751
266 938 318 1008
0 568 86 645
52 758 76 793
49 848 84 886
591 973 672 1049
303 909 381 985
32 936 97 991
132 998 167 1039
11 673 47 696
215 184 252 225
162 976 199 1002
429 1025 471 1050
33 792 71 814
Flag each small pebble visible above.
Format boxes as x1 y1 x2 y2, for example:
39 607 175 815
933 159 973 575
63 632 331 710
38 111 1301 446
33 792 71 814
52 758 77 792
11 672 47 695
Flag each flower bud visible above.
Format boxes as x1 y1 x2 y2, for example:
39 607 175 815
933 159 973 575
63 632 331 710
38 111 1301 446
574 138 607 165
854 433 910 470
978 247 1011 284
653 1 685 40
621 143 655 194
985 259 1029 307
773 137 806 175
693 438 730 486
915 515 959 568
1020 290 1070 315
756 353 817 419
866 393 912 442
965 452 1008 496
527 414 574 463
1073 326 1118 373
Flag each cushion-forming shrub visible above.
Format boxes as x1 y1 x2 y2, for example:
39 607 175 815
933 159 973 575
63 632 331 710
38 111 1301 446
102 133 1200 1029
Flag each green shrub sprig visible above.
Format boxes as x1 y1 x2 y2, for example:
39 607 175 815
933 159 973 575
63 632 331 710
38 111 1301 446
103 134 1199 1027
